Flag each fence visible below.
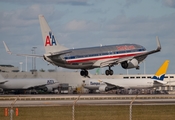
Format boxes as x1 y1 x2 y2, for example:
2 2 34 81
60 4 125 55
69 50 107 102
0 95 175 120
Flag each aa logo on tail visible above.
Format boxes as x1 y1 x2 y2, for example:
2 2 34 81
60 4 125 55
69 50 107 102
45 31 57 46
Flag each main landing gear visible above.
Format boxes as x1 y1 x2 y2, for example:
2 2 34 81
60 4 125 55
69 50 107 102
80 69 89 77
105 66 113 76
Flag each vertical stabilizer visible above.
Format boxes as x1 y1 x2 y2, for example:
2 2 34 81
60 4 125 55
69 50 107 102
152 60 169 81
0 74 4 80
38 15 67 53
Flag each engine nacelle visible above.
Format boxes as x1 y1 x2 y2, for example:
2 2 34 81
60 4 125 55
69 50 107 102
121 58 139 69
99 85 109 92
43 86 53 92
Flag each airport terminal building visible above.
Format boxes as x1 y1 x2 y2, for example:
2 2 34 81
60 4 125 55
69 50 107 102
0 65 19 72
1 68 175 94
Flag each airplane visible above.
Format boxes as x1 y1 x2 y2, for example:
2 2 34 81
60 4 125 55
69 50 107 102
83 60 170 93
3 15 161 77
0 74 59 94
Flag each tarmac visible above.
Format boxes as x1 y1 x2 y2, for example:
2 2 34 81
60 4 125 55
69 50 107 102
0 94 175 107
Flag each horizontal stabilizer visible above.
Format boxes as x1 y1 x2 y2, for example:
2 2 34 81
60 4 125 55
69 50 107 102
3 41 43 58
3 41 12 54
154 80 167 85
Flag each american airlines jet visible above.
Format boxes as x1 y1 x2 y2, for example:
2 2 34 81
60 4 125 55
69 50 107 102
83 60 170 92
3 15 161 77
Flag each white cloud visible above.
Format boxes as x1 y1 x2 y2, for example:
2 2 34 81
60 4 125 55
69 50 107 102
0 0 175 73
163 0 175 8
124 0 142 7
1 0 90 6
0 4 55 35
64 20 100 31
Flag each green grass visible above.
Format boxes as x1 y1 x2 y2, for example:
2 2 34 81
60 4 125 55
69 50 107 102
0 105 175 120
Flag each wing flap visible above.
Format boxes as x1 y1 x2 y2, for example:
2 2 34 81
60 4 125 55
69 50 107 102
93 58 117 67
93 56 134 67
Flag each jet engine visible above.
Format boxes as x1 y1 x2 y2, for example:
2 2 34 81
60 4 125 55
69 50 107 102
121 58 139 69
43 86 53 92
99 85 109 92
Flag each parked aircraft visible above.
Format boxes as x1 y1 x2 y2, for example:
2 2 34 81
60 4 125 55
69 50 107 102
0 74 59 94
83 60 170 92
3 15 161 77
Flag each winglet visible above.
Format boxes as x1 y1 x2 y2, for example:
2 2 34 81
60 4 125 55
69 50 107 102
3 41 12 54
156 36 161 51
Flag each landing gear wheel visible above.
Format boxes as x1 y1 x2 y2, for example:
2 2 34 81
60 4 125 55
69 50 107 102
80 70 89 77
105 67 114 76
105 70 110 76
84 70 88 76
136 66 140 70
80 71 85 76
109 70 113 75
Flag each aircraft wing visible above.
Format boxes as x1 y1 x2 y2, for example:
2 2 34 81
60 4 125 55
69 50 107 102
93 36 161 67
100 80 124 89
3 41 43 57
93 54 140 67
23 82 59 89
133 36 161 58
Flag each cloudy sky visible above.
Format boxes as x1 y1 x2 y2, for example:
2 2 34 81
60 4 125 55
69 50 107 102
0 0 175 75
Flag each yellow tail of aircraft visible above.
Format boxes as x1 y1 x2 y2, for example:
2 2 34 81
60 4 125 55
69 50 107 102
152 60 169 81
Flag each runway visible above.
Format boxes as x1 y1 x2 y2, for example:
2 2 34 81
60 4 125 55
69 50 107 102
0 94 175 107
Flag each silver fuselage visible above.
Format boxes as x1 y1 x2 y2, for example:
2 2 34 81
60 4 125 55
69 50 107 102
46 44 146 69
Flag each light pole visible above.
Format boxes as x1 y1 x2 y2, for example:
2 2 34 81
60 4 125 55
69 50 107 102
26 56 28 72
143 60 146 74
31 49 34 70
32 47 37 70
19 62 23 72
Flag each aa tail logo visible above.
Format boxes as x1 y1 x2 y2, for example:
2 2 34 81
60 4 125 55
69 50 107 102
45 31 57 46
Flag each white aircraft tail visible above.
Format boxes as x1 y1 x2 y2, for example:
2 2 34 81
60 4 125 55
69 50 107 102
0 74 4 80
152 60 169 81
0 74 7 84
38 15 67 54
